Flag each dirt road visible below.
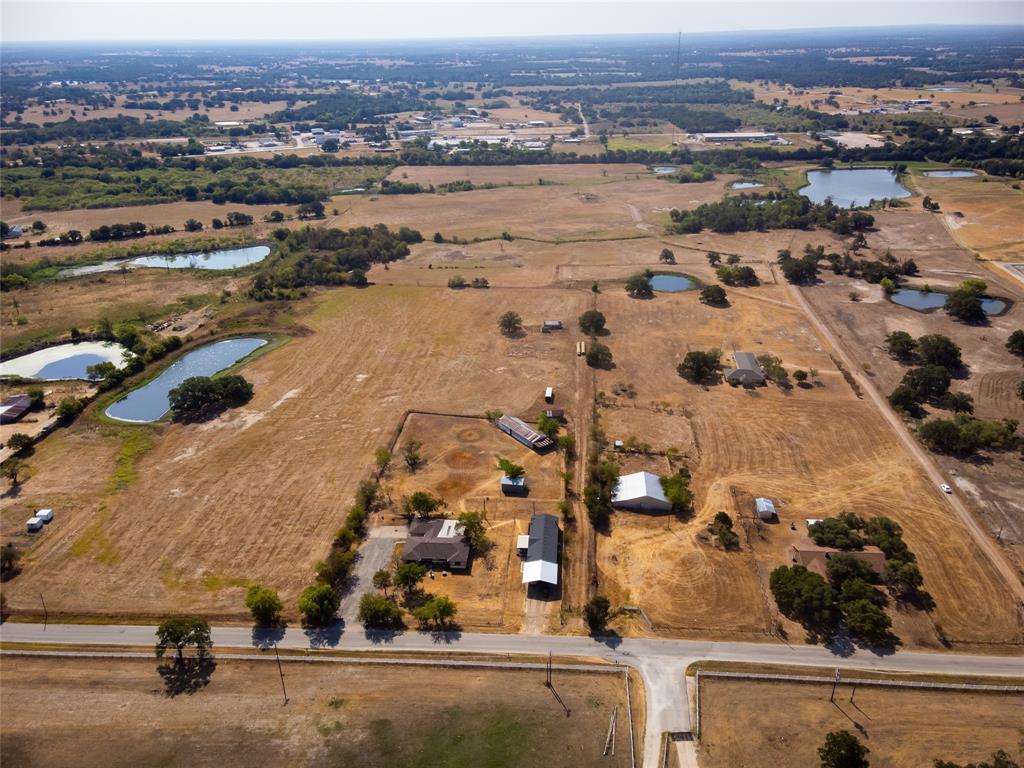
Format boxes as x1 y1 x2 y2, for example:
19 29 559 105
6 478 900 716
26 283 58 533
785 279 1024 605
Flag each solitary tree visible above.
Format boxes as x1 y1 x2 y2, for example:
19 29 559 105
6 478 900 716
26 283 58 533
677 350 720 384
297 583 339 626
818 730 870 768
584 595 611 634
699 285 728 306
585 341 614 369
625 273 654 299
5 433 33 454
413 595 458 629
395 562 427 596
885 330 917 361
659 248 676 264
374 446 392 474
706 251 721 266
244 584 283 626
155 617 212 664
498 311 523 336
405 491 445 517
2 459 23 487
1007 329 1024 357
372 568 393 596
497 457 525 479
401 440 422 472
1 543 21 577
457 510 489 552
358 593 404 627
578 309 607 335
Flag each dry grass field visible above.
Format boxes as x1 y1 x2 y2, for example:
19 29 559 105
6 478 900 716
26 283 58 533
585 234 1021 645
908 171 1024 262
0 284 583 621
18 96 305 125
1 170 1019 648
0 656 634 768
801 208 1024 581
698 676 1024 768
731 79 1024 123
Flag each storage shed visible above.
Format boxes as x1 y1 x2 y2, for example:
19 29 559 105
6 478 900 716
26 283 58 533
544 387 554 403
754 497 776 521
611 471 672 512
497 415 555 452
500 475 528 496
35 508 54 523
26 517 43 533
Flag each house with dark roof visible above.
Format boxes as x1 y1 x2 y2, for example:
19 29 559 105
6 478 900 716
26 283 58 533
401 518 470 570
520 513 560 586
0 394 33 424
724 351 766 387
791 538 886 578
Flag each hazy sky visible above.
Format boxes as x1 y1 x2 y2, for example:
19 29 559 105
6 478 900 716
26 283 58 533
2 0 1021 43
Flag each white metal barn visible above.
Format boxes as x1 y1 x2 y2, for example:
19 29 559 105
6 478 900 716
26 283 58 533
611 471 672 512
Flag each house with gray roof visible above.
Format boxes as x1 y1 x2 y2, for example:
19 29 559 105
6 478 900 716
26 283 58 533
724 351 766 387
401 518 470 570
521 513 560 586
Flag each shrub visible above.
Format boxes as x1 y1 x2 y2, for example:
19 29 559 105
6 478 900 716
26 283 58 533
585 342 614 369
245 584 283 625
677 349 720 383
298 583 339 626
578 309 607 335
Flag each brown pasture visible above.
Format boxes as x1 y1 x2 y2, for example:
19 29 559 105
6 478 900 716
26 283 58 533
698 676 1023 768
0 656 633 768
800 207 1024 581
588 239 1021 645
0 284 584 621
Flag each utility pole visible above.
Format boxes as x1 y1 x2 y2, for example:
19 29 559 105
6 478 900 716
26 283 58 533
546 651 552 688
39 592 47 630
830 668 841 703
274 643 288 705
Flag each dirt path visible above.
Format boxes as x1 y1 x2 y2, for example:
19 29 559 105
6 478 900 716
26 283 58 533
785 280 1024 605
575 103 590 138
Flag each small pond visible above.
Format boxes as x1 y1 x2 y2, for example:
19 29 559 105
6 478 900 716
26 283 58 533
0 341 131 381
59 245 271 278
729 181 764 189
800 168 911 208
890 289 1006 315
650 273 696 293
923 170 978 178
652 166 678 174
105 337 267 423
929 87 963 93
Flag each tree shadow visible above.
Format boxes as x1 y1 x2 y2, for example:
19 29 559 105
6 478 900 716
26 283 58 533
593 629 623 650
425 626 463 644
364 625 407 644
854 631 901 657
157 655 216 697
250 624 287 649
303 620 343 648
2 485 23 500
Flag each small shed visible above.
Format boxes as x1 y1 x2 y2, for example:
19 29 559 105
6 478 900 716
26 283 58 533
516 534 531 552
26 517 43 533
544 387 554 403
754 497 776 521
545 409 565 421
35 508 54 523
500 475 528 496
542 320 563 333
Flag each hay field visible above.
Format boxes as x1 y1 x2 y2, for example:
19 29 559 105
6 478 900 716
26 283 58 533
1 656 633 768
588 242 1021 644
910 171 1024 261
0 285 584 621
334 175 718 241
698 676 1023 768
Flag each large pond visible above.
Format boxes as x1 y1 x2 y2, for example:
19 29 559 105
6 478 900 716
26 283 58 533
0 341 131 381
650 273 696 293
800 168 912 208
59 245 271 278
729 181 764 190
105 337 267 423
652 166 678 174
923 170 978 178
890 289 1007 315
